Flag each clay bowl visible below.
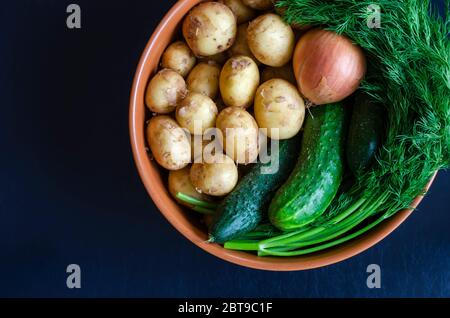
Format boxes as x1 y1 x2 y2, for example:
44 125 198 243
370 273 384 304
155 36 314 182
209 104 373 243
129 0 436 271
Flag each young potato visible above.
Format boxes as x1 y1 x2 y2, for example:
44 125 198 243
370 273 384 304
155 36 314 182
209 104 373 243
146 116 191 170
187 62 221 99
161 41 196 77
248 13 295 67
227 23 259 64
261 64 296 84
242 0 274 10
220 55 260 108
254 79 306 140
182 2 237 57
176 92 218 135
168 167 212 208
216 107 259 164
190 154 239 196
219 0 256 24
145 69 187 114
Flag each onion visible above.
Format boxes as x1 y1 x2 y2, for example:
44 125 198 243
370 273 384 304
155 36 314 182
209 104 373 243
293 29 367 105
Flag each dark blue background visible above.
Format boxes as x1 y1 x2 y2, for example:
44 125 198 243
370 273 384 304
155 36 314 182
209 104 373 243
0 0 449 298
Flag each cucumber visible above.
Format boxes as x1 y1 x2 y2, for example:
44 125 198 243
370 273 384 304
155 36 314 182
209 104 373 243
269 103 346 231
347 93 384 175
209 135 302 243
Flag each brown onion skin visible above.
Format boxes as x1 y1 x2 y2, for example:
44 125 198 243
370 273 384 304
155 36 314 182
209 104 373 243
293 29 367 105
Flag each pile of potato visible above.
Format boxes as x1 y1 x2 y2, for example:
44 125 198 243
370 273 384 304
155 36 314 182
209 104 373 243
145 0 306 207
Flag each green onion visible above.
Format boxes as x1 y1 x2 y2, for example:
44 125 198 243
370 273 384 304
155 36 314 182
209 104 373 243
191 206 216 215
175 192 218 214
224 240 260 251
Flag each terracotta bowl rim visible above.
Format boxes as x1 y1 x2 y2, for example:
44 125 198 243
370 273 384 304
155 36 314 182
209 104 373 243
129 0 437 271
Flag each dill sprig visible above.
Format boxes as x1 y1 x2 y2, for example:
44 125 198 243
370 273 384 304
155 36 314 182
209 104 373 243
225 0 450 256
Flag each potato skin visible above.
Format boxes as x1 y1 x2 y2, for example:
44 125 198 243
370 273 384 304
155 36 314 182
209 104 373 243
187 62 221 99
161 41 196 77
146 116 191 170
182 2 237 57
176 92 218 135
190 154 239 196
219 0 256 24
145 69 187 114
261 65 296 84
216 107 259 164
242 0 274 10
220 55 260 108
254 79 305 140
168 167 212 208
248 13 295 67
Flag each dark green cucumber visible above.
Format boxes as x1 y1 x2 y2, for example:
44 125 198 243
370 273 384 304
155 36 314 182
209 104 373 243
269 103 346 231
347 93 385 176
209 135 302 243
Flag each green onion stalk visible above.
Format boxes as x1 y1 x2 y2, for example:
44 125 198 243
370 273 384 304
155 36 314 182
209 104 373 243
176 192 218 214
